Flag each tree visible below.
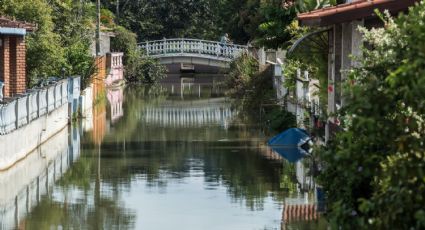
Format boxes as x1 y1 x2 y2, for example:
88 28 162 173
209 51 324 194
0 0 65 83
0 0 96 85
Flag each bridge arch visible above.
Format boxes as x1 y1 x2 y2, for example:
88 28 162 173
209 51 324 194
139 38 248 68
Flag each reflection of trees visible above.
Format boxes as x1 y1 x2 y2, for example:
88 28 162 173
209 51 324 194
24 150 136 229
202 147 285 211
25 195 135 229
280 160 298 195
81 86 287 211
82 123 286 211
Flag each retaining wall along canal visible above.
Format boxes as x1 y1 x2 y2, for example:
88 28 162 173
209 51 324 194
0 104 68 170
0 77 81 170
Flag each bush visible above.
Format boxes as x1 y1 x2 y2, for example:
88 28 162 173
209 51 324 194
112 26 166 84
318 4 425 229
226 53 296 131
125 57 166 84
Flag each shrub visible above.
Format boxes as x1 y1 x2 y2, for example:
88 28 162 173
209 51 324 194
226 53 296 131
318 4 425 229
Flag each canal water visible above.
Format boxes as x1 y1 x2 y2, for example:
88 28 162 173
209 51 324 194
0 76 327 229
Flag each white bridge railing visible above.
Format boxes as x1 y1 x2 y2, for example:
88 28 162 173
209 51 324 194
139 38 248 60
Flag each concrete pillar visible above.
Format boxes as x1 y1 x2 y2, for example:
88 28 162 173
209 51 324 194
326 28 335 143
341 20 363 107
334 24 343 111
258 47 266 66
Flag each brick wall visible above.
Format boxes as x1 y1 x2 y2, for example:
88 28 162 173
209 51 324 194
15 36 26 95
0 35 27 97
0 36 11 97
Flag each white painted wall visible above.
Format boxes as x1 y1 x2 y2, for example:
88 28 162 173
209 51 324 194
0 104 69 170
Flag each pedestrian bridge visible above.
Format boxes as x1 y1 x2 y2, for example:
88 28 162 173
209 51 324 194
139 38 248 68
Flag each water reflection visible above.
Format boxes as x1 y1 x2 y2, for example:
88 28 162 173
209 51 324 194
279 157 327 229
141 98 235 128
1 82 326 229
107 87 124 124
0 126 80 230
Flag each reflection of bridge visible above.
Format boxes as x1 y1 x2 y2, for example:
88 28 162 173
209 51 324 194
141 99 236 128
139 38 248 68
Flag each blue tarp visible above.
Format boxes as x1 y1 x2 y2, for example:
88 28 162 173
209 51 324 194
268 128 310 163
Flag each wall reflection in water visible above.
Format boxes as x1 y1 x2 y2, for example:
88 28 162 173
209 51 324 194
0 126 80 230
279 157 328 229
0 84 327 229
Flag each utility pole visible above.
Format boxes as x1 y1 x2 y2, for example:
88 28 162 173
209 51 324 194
96 0 101 56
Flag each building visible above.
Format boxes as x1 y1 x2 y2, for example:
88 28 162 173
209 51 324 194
0 17 36 98
296 0 418 140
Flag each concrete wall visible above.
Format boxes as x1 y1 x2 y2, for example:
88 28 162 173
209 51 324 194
0 104 68 170
81 84 93 116
90 32 113 56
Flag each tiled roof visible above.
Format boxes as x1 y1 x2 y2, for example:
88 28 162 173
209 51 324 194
298 0 418 27
0 16 36 31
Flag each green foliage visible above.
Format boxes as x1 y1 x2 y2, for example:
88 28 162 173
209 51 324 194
0 0 96 86
99 0 336 49
226 53 296 131
226 53 259 98
111 26 139 65
101 0 223 41
264 106 297 132
111 26 166 84
125 57 167 84
256 0 296 48
284 20 329 114
318 4 425 229
100 8 115 27
215 0 263 44
294 0 337 13
0 0 65 83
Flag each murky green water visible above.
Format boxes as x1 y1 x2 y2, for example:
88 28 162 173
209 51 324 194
0 82 327 229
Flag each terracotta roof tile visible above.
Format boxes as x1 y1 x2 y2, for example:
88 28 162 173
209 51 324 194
298 0 418 27
0 16 37 32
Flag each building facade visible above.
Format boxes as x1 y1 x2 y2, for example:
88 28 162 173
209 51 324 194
0 17 35 98
297 0 418 140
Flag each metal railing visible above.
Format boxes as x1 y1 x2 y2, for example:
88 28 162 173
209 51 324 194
0 79 69 135
139 38 248 60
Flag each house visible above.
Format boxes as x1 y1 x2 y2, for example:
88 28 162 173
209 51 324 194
90 31 116 57
296 0 418 140
0 17 36 98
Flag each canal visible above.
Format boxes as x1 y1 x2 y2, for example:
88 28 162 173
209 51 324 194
0 75 327 229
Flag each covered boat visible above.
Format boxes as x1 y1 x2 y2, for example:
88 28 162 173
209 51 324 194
268 128 311 163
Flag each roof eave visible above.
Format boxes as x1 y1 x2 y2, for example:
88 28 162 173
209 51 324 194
298 0 418 27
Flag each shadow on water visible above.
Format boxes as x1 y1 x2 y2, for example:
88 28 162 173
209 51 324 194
0 76 327 229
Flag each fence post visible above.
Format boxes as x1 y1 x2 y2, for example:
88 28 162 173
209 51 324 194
46 87 49 113
26 94 30 124
216 42 221 57
15 97 19 129
37 90 40 118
